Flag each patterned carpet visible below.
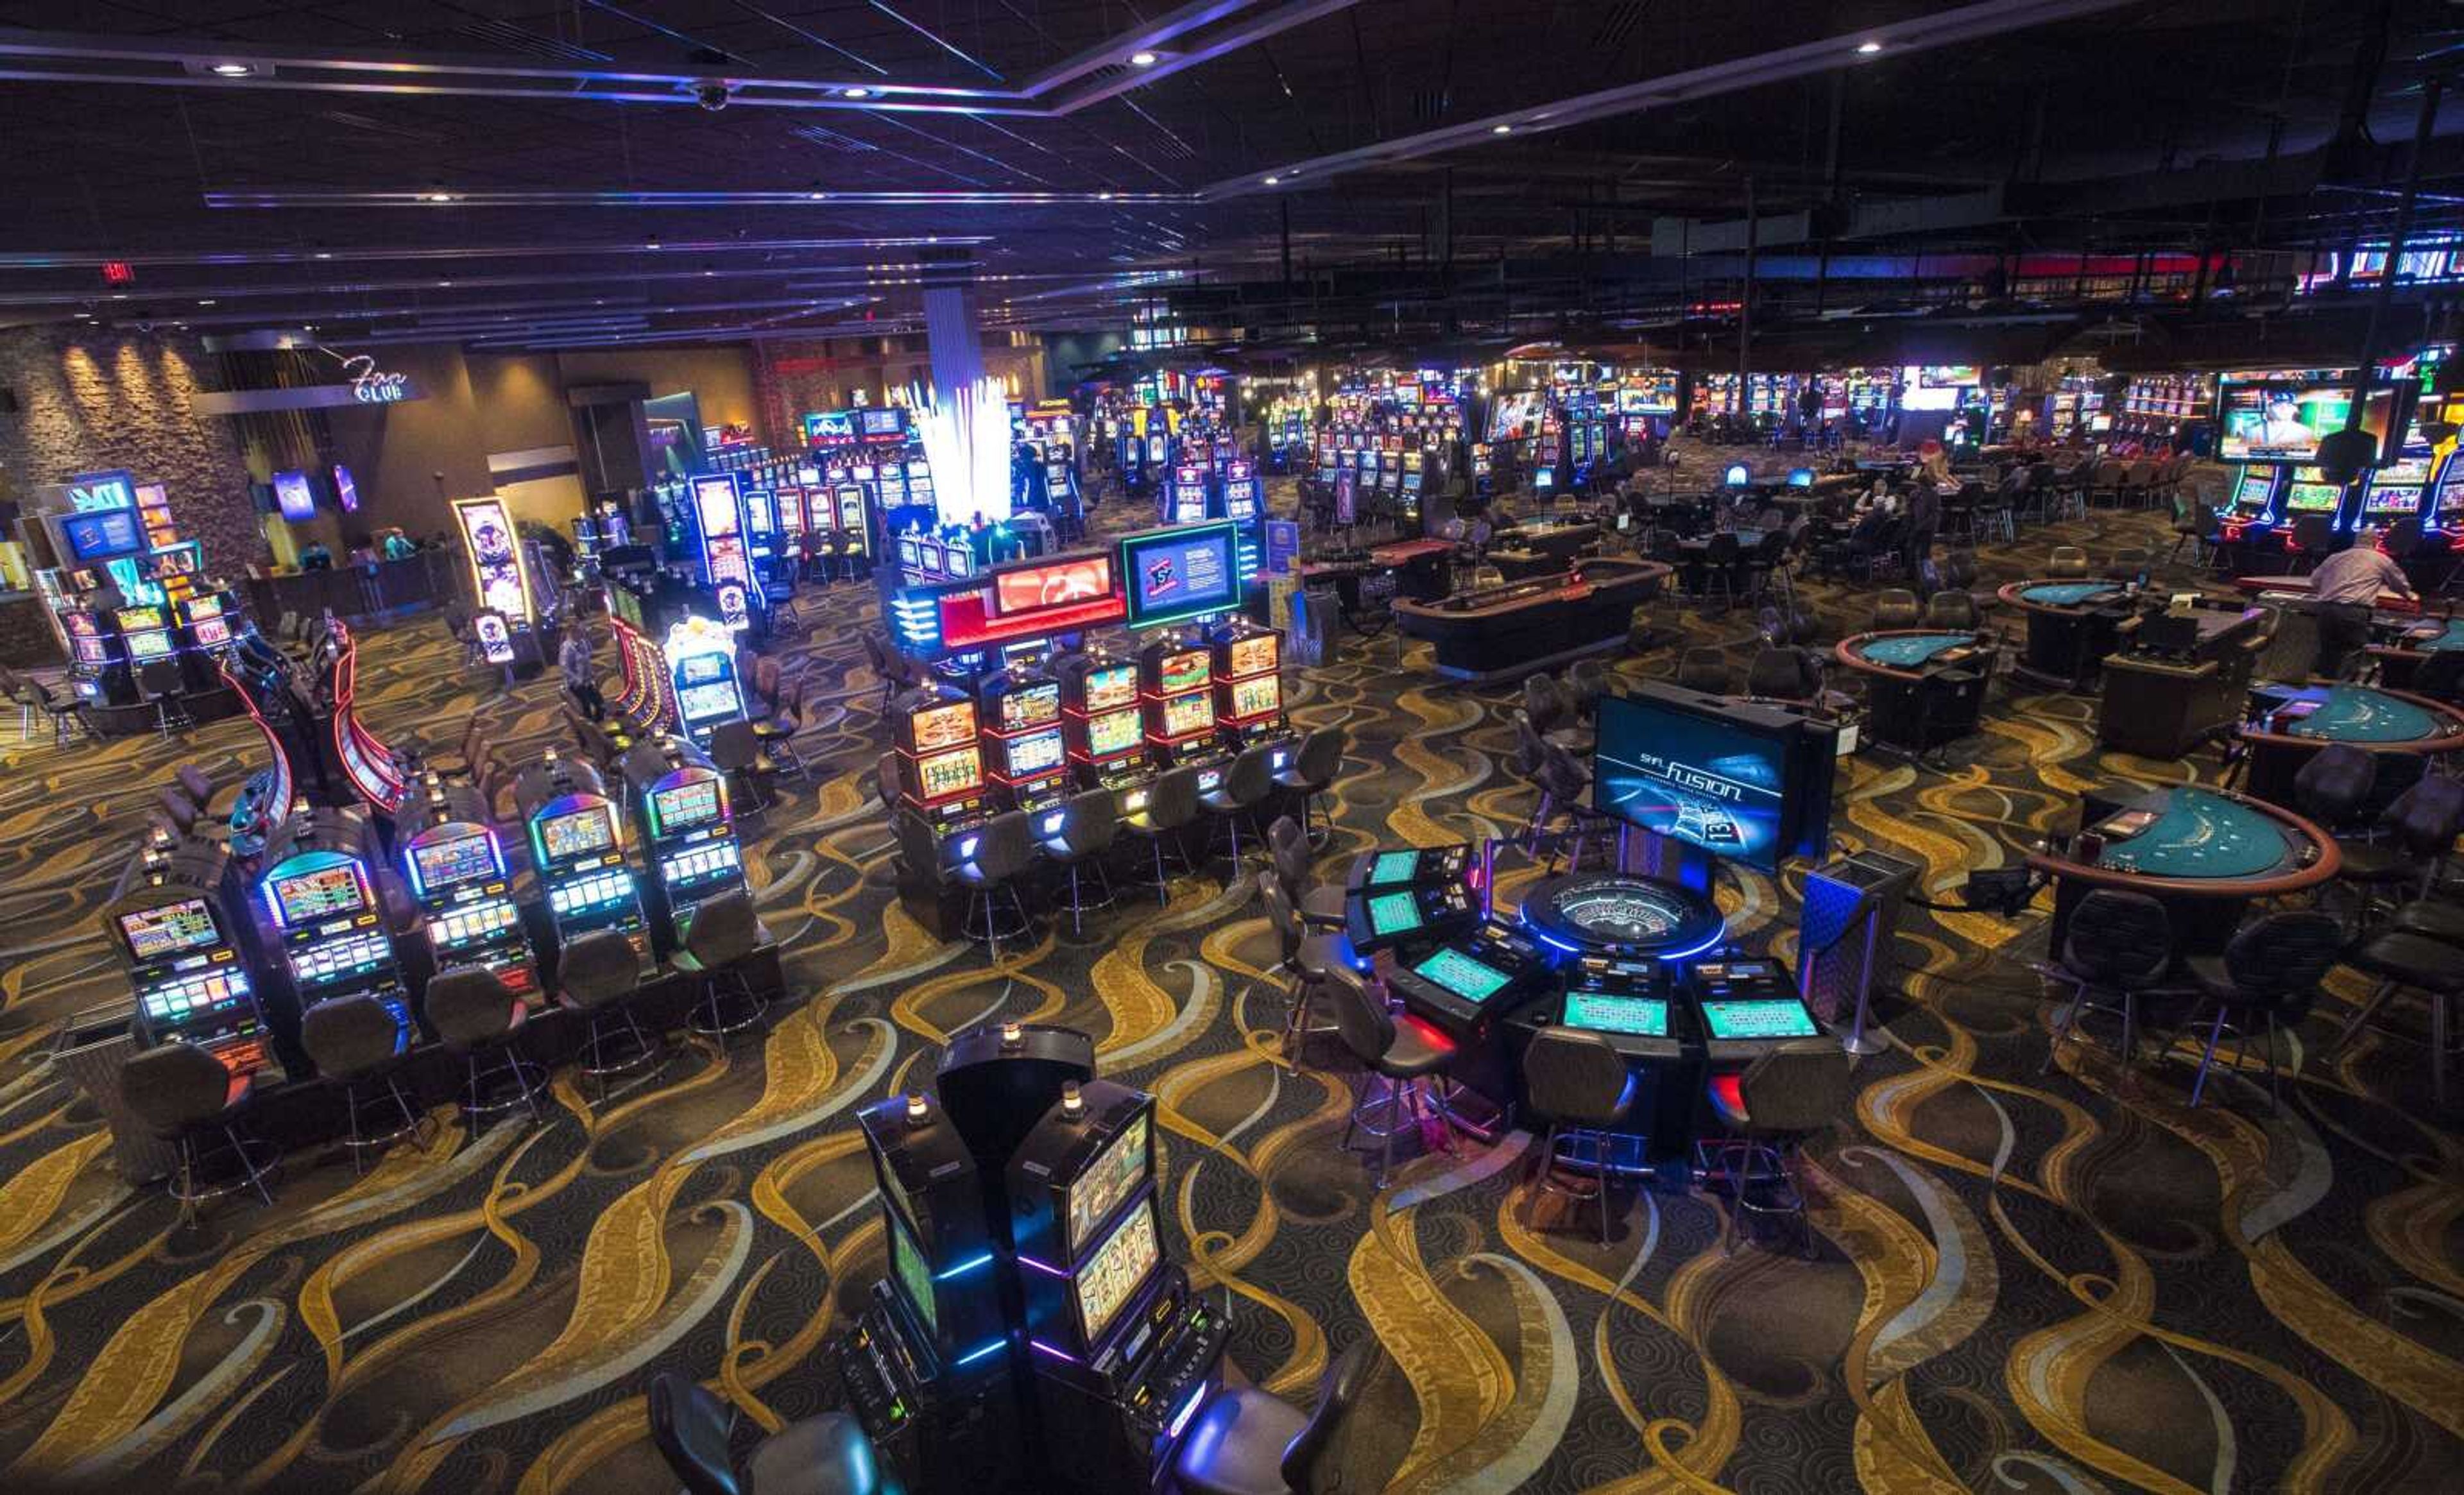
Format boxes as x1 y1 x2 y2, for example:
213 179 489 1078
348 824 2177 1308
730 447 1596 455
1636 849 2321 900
1 498 2460 1494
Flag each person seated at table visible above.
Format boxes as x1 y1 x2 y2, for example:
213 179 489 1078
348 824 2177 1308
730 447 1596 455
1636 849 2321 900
297 540 334 571
2309 529 2417 679
1818 504 1894 577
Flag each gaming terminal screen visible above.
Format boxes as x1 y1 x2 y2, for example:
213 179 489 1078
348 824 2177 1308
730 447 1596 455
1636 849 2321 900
1066 1110 1152 1256
651 777 725 831
119 898 221 961
1592 692 1816 873
270 862 369 926
889 1210 938 1337
1074 1195 1161 1346
1410 947 1512 1004
541 805 619 861
409 828 498 892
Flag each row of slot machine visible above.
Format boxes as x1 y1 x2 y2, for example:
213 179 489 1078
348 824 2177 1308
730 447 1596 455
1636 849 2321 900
1156 458 1263 529
738 459 877 577
2218 448 2464 541
103 739 749 1084
1312 431 1426 520
64 589 243 705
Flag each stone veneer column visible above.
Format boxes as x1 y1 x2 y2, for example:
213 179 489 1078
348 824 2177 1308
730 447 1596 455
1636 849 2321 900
0 327 265 578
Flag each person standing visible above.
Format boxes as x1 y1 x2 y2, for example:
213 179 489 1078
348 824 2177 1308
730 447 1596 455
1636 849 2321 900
2307 534 2416 679
561 624 605 721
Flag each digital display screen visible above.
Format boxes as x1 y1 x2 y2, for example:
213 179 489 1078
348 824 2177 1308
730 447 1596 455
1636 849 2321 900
1066 1111 1151 1256
911 700 977 751
1369 891 1422 936
2284 469 2343 512
1371 851 1421 884
2216 384 2395 463
2233 470 2278 509
995 555 1115 616
1700 998 1820 1039
692 476 743 536
332 465 359 513
124 630 173 662
186 595 223 620
116 606 166 631
1158 650 1210 694
999 681 1061 731
270 862 368 925
1226 635 1277 676
272 470 316 522
1121 522 1241 629
998 726 1062 776
409 829 497 892
918 746 982 800
678 681 741 721
1563 993 1669 1036
1074 1197 1160 1346
1088 709 1143 756
1231 676 1279 720
192 618 231 647
74 636 107 664
1411 947 1511 1003
542 805 617 860
120 898 220 961
889 1211 937 1337
1083 663 1137 712
862 408 904 436
62 508 142 560
898 536 921 568
1160 692 1213 739
653 777 724 830
1593 692 1809 873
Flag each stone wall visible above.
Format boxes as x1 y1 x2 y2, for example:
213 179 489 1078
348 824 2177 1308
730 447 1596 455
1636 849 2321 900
0 327 264 579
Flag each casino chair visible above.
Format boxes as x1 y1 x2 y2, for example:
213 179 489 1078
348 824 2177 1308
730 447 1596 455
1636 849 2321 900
556 928 660 1102
1697 530 1746 610
1036 787 1119 936
1698 1044 1854 1257
2040 889 2177 1080
1524 672 1589 753
2335 921 2464 1109
137 658 194 737
1744 646 1823 705
2288 514 2338 574
1331 968 1459 1190
1675 647 1735 696
1260 871 1356 1068
2417 649 2464 705
1520 1027 1638 1245
176 764 219 817
1200 743 1279 870
2046 545 2090 579
121 1041 280 1229
1269 815 1348 932
948 810 1038 958
2330 775 2464 930
425 964 547 1124
2101 548 2151 583
1870 588 1922 631
1171 1337 1384 1495
1562 657 1611 720
2170 911 2343 1111
30 678 85 746
2289 743 2378 841
708 720 776 815
1535 742 1616 873
300 994 420 1175
753 678 812 784
158 786 202 837
671 887 775 1038
1922 590 1979 631
1270 726 1347 850
647 1372 902 1495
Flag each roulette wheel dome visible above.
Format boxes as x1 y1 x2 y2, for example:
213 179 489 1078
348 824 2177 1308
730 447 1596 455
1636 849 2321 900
1519 872 1726 962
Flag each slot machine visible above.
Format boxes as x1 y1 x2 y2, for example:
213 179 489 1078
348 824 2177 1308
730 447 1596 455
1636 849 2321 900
1138 635 1218 768
117 603 177 682
260 814 415 1048
1384 919 1552 1045
1007 1081 1229 1492
1161 465 1213 526
2428 443 2464 538
1314 433 1337 488
1219 459 1262 524
979 663 1071 813
662 615 744 746
892 680 990 841
835 481 873 575
622 739 746 948
398 784 540 1005
107 841 289 1080
175 591 238 689
1689 958 1827 1075
2360 454 2435 531
1547 956 1698 1155
1208 619 1284 748
64 608 121 706
2280 466 2354 534
2218 465 2286 540
1059 649 1151 794
520 755 651 963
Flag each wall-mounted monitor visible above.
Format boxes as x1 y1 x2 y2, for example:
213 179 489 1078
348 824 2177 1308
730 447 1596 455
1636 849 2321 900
2216 382 2397 465
332 465 359 513
271 469 316 522
62 508 142 560
1120 522 1241 629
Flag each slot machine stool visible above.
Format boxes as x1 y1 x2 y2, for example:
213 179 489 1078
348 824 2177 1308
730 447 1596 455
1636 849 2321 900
1199 744 1276 867
1260 873 1354 1068
1036 789 1119 936
556 928 662 1100
1172 1338 1382 1495
948 811 1036 959
1696 1044 1853 1257
301 995 422 1175
1519 1027 1639 1246
1271 726 1348 850
672 889 774 1038
426 966 547 1124
1121 766 1204 906
122 1041 279 1228
1331 971 1459 1189
647 1372 899 1495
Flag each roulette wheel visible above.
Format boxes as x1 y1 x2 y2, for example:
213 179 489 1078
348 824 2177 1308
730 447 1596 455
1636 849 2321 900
1519 872 1725 962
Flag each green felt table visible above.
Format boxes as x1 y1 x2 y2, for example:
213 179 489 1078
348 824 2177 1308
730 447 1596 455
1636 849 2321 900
2282 685 2445 744
2406 618 2464 651
2017 581 2124 608
2094 785 2302 879
1852 631 1977 668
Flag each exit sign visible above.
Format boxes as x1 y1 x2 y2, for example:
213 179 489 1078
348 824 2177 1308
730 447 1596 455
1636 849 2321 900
100 261 134 286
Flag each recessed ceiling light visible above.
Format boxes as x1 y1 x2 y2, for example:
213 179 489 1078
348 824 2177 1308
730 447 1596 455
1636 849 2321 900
1857 40 1884 55
807 191 828 200
437 279 452 287
843 87 873 99
1129 51 1158 67
1098 191 1115 201
209 62 252 77
313 250 332 259
197 298 216 306
1492 124 1512 134
1263 175 1280 185
422 191 458 203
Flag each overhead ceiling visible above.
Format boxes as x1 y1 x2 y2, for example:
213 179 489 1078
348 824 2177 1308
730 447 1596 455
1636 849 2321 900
0 1 2458 350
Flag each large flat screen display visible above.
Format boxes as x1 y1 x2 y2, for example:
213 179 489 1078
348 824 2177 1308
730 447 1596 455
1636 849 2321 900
63 508 142 560
1074 1196 1160 1346
1120 522 1240 629
995 555 1115 615
2216 383 2396 464
1066 1110 1151 1256
271 469 316 521
119 898 221 961
541 804 618 860
1592 690 1827 873
409 828 498 893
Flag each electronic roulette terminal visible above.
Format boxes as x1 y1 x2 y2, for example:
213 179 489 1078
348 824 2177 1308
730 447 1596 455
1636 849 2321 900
1519 871 1727 962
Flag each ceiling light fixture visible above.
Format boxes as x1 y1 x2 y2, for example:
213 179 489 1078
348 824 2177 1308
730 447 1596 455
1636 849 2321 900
807 191 828 200
209 62 253 78
1856 39 1884 54
1129 51 1158 67
1098 191 1115 201
422 191 458 203
437 279 452 287
843 87 874 99
1492 124 1512 134
1263 175 1279 185
314 250 332 259
197 298 216 305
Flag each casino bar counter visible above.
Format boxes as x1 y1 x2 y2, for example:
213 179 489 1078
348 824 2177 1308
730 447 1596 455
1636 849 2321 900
1392 556 1670 684
243 551 456 627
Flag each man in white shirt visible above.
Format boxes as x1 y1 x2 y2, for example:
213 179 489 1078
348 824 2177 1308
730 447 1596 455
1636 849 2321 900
2308 536 2415 678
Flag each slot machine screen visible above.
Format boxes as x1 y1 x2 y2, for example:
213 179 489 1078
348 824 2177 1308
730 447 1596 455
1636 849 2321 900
911 700 978 751
999 681 1062 731
918 746 982 800
1367 891 1423 938
2285 477 2343 512
119 898 221 961
1226 635 1278 677
678 681 742 721
192 618 232 647
542 805 619 861
1230 676 1280 720
889 1211 939 1337
1160 692 1214 739
1562 992 1669 1036
1408 947 1512 1005
1088 710 1143 757
2232 470 2277 510
651 777 726 830
186 595 223 620
124 630 174 662
918 543 946 577
271 862 370 925
410 828 499 893
1074 1195 1161 1344
1158 650 1210 694
73 636 107 665
1698 998 1819 1039
116 606 166 631
1005 727 1066 776
898 536 923 569
1066 1110 1151 1255
1084 663 1138 713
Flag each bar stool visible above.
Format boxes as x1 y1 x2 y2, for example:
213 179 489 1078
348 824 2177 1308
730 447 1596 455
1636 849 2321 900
1259 871 1355 1067
300 994 419 1175
1036 789 1118 936
424 965 547 1123
673 888 775 1037
121 1042 278 1227
2046 545 2090 579
1120 765 1202 906
1199 742 1276 868
2041 889 2175 1077
1170 1338 1383 1495
2171 911 2341 1111
556 928 660 1100
1698 1045 1853 1256
137 659 194 737
950 810 1037 957
648 1372 896 1495
708 720 775 814
1331 968 1457 1189
30 679 84 746
1675 647 1733 695
1268 814 1346 930
2334 931 2464 1108
1520 1026 1637 1245
2332 776 2464 929
1923 590 1978 629
1270 726 1347 849
1871 588 1921 630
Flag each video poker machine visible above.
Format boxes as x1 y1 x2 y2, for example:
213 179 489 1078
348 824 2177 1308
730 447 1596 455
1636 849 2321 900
621 738 746 950
1009 1080 1229 1492
397 783 540 1005
1059 649 1151 794
1206 619 1283 748
1161 465 1214 527
108 839 289 1081
663 615 746 746
519 754 651 964
259 810 415 1050
892 679 991 837
979 663 1071 814
1137 636 1220 768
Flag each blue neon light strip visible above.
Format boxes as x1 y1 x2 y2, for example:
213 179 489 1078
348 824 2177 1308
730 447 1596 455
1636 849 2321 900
935 1251 995 1280
952 1338 1005 1368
